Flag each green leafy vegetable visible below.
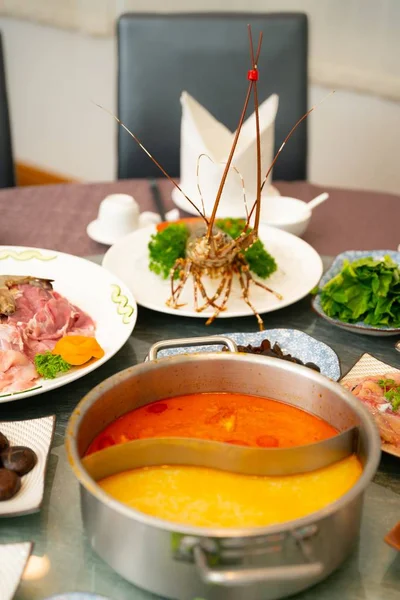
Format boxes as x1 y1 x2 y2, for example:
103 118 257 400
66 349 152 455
216 218 277 279
148 219 277 280
317 255 400 327
34 352 71 379
378 379 400 412
148 223 189 279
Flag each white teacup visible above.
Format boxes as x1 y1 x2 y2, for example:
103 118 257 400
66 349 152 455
87 194 140 245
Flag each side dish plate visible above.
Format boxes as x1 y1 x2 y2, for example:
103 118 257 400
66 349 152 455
0 246 137 402
312 250 400 336
341 353 400 458
103 224 323 320
0 416 56 516
153 329 341 381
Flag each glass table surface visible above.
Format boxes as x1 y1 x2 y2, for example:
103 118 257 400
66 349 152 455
0 256 399 600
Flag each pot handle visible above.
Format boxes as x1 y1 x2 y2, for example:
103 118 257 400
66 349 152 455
148 336 238 361
193 540 324 586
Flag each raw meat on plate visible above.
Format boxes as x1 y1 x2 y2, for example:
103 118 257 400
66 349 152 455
0 283 95 393
342 373 400 447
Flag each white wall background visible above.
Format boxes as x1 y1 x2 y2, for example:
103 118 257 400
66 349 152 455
1 4 399 194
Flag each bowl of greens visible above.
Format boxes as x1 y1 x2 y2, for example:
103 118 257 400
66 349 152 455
312 250 400 336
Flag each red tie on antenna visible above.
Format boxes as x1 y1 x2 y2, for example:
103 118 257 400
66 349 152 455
247 69 259 81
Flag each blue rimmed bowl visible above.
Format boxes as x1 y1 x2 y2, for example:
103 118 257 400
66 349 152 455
312 250 400 337
155 329 341 381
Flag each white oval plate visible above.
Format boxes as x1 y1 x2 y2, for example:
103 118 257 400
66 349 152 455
0 246 137 403
102 224 322 321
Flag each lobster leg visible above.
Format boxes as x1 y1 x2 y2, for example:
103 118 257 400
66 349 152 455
197 270 229 313
167 258 193 308
237 263 264 330
205 270 233 325
237 254 282 300
193 270 225 313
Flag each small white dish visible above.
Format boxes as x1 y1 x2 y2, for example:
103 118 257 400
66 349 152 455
87 193 140 245
0 416 56 516
0 542 33 600
260 196 310 236
260 193 329 237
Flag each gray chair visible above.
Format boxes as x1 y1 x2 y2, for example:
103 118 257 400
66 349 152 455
117 13 308 182
0 32 15 188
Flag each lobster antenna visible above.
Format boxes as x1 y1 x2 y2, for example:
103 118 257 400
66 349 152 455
206 24 262 240
93 102 208 223
197 153 250 221
249 27 263 233
246 90 335 225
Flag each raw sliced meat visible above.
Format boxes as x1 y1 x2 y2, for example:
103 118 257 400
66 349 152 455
0 283 96 392
6 285 54 325
6 285 95 360
0 350 38 393
343 374 400 447
0 324 24 353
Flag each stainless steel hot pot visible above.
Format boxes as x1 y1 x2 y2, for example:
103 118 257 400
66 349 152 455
66 336 381 600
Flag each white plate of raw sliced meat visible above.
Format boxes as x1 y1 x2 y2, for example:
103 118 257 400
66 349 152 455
341 353 400 458
0 246 137 403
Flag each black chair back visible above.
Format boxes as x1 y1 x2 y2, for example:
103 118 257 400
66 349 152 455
117 13 308 182
0 32 15 188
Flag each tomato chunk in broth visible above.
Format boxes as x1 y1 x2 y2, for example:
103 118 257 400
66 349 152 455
86 392 337 455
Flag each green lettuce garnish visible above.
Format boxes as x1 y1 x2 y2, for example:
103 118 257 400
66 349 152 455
216 218 277 279
148 223 189 279
148 219 277 280
378 379 400 412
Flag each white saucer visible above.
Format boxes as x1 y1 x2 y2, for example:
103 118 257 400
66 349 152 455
86 220 133 246
172 184 281 218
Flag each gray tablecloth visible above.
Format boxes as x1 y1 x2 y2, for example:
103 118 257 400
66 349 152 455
1 179 399 256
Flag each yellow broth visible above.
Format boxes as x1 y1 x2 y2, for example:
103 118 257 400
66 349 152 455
98 455 362 528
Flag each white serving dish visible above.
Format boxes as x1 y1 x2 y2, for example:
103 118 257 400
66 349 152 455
0 416 55 516
260 195 312 237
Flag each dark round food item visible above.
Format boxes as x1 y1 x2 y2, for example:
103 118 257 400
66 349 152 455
1 446 37 476
223 339 321 372
0 431 9 452
0 468 21 500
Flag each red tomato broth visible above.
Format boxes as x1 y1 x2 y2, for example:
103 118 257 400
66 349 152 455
85 392 338 456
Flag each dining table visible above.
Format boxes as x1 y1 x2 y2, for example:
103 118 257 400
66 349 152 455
0 179 399 600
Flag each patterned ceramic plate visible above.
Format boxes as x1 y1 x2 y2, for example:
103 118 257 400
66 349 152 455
312 250 400 336
0 246 137 403
154 329 341 380
0 416 56 516
0 542 33 600
341 353 400 458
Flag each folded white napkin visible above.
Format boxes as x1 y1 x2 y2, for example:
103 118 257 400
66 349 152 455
179 91 279 217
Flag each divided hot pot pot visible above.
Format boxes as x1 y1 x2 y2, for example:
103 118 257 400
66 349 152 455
66 336 381 600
